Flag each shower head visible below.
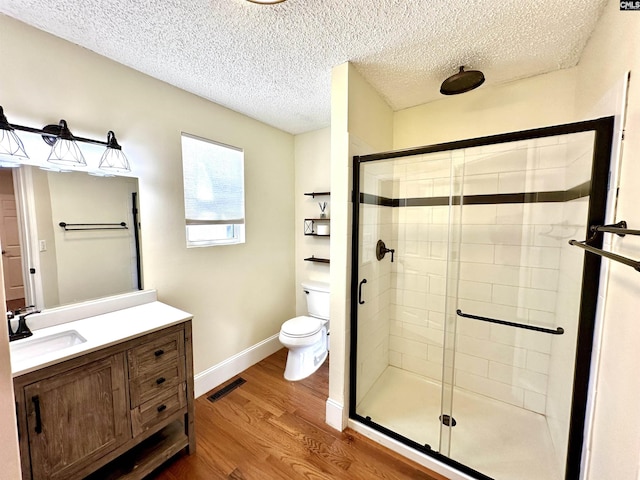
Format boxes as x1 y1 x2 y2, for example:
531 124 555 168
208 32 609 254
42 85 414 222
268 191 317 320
440 66 485 95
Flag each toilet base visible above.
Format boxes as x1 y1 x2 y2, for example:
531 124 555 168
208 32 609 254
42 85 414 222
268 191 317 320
283 339 328 381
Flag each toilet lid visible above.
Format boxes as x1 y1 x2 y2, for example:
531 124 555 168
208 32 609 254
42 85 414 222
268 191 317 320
281 316 323 337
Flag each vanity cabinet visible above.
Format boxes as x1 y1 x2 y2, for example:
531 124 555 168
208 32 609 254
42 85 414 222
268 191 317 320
128 329 187 437
14 321 195 480
23 354 129 480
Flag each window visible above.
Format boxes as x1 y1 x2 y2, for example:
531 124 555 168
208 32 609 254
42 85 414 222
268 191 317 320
181 133 245 247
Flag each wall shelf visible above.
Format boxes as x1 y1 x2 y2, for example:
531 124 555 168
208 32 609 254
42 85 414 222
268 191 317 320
304 192 331 198
304 218 330 236
304 256 330 264
303 192 330 263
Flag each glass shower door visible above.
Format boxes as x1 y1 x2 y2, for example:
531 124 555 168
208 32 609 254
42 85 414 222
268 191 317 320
353 152 456 453
446 131 597 480
351 118 613 480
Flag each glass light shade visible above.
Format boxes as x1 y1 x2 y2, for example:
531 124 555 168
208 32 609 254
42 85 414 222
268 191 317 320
0 128 29 163
47 138 87 167
0 160 21 168
98 147 130 173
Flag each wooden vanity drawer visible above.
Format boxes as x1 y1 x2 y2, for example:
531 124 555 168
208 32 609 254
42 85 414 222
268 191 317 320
131 383 187 436
129 357 185 407
128 329 184 378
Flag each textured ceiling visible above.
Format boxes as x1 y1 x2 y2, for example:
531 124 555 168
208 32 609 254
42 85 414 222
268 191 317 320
1 0 608 134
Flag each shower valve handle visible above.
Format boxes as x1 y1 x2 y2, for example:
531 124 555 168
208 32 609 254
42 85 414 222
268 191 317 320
376 240 395 262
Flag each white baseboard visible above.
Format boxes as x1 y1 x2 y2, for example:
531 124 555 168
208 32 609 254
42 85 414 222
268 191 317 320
325 397 345 430
194 333 282 398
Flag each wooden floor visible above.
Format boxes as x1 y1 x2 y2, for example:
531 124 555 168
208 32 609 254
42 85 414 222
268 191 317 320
150 349 448 480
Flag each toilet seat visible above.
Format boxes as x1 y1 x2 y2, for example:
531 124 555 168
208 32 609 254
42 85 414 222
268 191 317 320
281 316 323 338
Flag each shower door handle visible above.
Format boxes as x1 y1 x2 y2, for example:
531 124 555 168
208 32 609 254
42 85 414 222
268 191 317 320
358 279 367 305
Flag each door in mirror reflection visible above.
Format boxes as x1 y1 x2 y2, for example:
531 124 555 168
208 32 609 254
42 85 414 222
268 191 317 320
0 169 26 311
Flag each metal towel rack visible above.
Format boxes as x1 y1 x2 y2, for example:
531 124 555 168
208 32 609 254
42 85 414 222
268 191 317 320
569 220 640 272
456 310 564 335
59 222 128 231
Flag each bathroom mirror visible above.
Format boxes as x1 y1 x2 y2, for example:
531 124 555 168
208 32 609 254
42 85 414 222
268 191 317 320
0 166 141 312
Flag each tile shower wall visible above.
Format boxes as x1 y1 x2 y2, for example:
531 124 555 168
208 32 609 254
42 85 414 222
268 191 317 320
355 167 394 406
388 153 454 384
388 134 591 413
546 134 594 467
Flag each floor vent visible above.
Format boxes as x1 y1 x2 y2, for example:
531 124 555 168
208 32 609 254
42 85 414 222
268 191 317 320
207 377 246 403
439 414 457 427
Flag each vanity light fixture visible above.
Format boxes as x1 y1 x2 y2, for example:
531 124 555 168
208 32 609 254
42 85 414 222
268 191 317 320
0 106 29 163
43 119 87 167
0 105 130 173
98 130 130 173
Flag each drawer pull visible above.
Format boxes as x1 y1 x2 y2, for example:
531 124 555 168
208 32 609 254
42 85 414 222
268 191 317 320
157 404 167 413
154 349 165 357
156 377 166 385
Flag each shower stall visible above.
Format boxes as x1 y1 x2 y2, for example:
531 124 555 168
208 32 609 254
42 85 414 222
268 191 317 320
350 118 614 480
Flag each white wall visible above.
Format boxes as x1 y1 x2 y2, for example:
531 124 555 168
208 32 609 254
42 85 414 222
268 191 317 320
571 1 640 478
294 128 331 316
336 4 639 479
355 2 639 477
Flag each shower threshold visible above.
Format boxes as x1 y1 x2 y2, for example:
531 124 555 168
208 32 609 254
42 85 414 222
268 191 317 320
356 366 563 480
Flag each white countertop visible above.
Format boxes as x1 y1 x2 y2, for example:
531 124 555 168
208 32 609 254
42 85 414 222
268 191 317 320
10 301 193 377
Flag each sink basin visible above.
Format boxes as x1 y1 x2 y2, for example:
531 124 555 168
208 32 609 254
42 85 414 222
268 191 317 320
10 330 87 364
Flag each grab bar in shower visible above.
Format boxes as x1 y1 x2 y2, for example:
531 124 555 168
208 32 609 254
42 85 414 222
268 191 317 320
456 309 564 335
569 220 640 272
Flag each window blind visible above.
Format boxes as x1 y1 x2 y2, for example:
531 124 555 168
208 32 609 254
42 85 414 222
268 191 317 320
182 133 245 226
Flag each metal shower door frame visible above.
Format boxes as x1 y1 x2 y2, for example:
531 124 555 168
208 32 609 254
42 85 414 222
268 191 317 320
349 116 614 480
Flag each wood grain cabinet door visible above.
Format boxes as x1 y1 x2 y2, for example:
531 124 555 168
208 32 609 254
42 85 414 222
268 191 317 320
23 353 130 480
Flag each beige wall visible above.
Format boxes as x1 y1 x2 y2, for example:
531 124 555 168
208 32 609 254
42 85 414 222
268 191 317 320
0 216 20 479
329 63 393 427
2 1 637 477
394 67 578 149
294 128 331 315
0 10 295 396
30 167 60 307
44 172 138 305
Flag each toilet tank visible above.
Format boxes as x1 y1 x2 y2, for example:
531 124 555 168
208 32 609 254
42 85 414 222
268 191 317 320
301 281 330 320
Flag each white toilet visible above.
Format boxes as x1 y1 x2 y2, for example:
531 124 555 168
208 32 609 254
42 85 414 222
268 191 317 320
279 281 330 381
